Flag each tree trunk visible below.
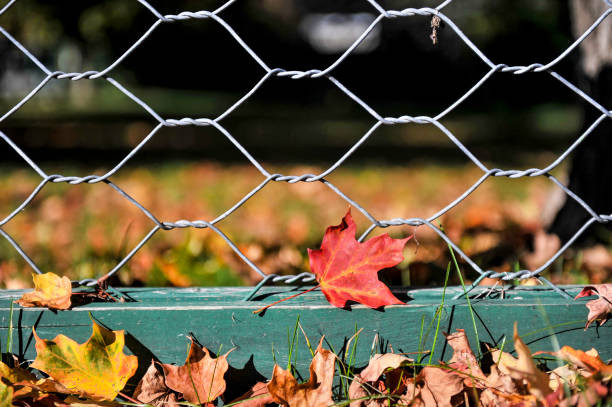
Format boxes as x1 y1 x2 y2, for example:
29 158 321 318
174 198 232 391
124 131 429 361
548 0 612 244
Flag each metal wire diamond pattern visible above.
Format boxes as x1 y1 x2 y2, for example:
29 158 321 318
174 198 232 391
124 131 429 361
1 0 611 299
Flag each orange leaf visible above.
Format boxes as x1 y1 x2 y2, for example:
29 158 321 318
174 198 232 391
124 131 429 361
16 272 71 310
545 346 612 380
308 209 409 308
30 319 138 401
267 338 335 407
161 339 230 405
575 284 612 329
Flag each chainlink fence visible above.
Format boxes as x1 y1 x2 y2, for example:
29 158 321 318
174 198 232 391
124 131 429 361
1 0 611 300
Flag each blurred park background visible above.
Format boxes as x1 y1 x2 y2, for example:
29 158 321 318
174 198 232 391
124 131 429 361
1 0 610 289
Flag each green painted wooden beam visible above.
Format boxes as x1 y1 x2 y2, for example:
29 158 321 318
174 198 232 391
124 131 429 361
0 285 607 388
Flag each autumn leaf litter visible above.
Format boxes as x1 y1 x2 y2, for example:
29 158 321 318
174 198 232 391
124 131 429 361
6 211 612 406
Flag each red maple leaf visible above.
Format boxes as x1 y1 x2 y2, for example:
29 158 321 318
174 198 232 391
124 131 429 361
308 209 409 308
254 209 410 313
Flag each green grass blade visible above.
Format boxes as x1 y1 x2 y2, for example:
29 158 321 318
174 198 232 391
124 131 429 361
6 300 14 360
428 262 451 365
448 243 481 359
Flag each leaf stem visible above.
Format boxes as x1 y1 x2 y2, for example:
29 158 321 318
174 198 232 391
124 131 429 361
118 391 141 404
253 285 319 314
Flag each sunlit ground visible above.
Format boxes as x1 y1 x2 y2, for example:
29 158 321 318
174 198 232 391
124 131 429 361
0 159 609 289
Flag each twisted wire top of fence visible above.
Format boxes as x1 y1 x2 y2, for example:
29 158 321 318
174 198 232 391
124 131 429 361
1 0 611 299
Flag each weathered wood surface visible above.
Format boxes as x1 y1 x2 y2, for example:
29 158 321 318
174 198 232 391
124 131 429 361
0 285 608 382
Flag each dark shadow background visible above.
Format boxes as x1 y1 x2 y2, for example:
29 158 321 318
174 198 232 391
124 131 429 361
0 0 580 167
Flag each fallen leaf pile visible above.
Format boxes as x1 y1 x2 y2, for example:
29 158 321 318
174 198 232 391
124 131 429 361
4 218 611 406
345 325 612 407
1 318 611 406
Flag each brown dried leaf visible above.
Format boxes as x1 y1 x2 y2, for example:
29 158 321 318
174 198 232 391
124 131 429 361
506 323 551 400
548 364 576 391
444 329 485 386
267 339 335 407
488 345 519 377
15 392 64 407
484 365 517 395
418 366 464 407
229 382 274 407
348 353 412 407
358 354 413 383
15 273 71 310
575 285 612 329
481 390 537 407
12 377 72 400
562 380 609 407
398 381 421 407
133 360 179 407
477 365 521 407
0 360 36 384
479 389 515 407
161 339 230 405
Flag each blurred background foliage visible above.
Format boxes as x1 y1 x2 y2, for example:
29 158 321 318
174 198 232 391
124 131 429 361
0 0 609 288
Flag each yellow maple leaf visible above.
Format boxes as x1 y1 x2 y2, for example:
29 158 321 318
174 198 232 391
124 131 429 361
16 272 72 310
30 318 138 401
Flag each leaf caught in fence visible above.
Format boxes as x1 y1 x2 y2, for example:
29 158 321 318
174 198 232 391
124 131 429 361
267 338 335 407
30 319 138 401
575 284 612 329
161 339 230 405
308 209 409 309
16 272 72 310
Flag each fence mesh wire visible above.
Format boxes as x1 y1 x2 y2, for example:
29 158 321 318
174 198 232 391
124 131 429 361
1 0 611 300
